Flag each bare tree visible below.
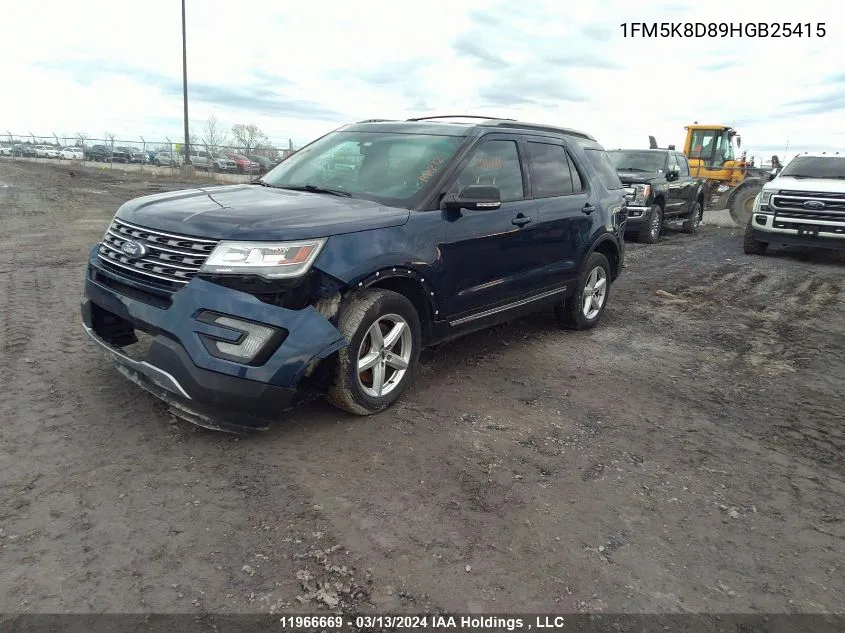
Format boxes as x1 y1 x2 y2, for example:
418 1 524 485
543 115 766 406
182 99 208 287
104 131 115 162
76 132 89 148
231 123 268 156
202 115 228 156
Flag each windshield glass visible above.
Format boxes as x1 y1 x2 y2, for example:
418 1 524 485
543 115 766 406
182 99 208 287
608 151 667 172
261 131 465 205
779 156 845 179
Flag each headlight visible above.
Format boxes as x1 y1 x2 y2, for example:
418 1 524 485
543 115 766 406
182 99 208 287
200 239 326 279
633 184 651 206
760 190 772 205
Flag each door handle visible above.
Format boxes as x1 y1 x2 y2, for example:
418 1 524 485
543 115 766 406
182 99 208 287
512 214 533 227
582 203 596 215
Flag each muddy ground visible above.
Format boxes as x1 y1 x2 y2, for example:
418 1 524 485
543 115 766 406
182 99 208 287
0 159 843 615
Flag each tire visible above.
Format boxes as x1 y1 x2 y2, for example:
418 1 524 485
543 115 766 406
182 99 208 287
682 201 703 234
743 218 768 255
555 251 612 331
730 183 762 227
638 204 663 244
154 159 161 166
326 289 422 415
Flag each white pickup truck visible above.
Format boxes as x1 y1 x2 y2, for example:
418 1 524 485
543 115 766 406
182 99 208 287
744 153 845 254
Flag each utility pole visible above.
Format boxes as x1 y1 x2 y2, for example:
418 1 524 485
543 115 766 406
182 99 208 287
181 0 192 170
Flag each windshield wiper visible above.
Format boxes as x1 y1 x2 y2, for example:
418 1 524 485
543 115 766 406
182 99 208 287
618 167 648 172
273 184 353 197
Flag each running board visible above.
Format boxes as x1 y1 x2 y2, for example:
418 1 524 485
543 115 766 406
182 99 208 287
448 286 568 327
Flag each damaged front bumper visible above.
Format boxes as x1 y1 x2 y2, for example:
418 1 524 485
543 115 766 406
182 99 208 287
82 247 347 433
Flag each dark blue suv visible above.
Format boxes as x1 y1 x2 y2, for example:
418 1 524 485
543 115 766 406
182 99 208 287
81 116 627 432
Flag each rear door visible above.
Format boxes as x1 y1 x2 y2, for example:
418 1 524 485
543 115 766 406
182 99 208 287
437 135 542 318
525 137 596 290
665 152 685 213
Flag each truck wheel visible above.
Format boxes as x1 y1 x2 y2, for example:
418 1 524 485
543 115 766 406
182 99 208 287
682 201 703 234
638 204 663 244
743 218 768 255
327 289 421 416
555 252 611 331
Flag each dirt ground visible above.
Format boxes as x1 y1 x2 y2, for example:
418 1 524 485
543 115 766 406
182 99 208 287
1 159 843 616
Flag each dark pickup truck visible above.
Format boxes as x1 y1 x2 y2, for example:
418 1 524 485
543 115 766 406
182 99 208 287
608 149 705 243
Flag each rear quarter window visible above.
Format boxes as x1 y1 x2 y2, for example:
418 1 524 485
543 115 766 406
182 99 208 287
583 149 624 190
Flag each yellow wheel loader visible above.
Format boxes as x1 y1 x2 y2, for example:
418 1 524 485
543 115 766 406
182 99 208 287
649 124 776 226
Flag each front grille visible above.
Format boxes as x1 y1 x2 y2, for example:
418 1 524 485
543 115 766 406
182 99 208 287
98 217 219 287
771 190 845 223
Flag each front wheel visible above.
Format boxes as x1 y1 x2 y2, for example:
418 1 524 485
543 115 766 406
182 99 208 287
638 204 663 244
327 289 421 415
555 252 612 331
682 201 703 234
743 218 768 255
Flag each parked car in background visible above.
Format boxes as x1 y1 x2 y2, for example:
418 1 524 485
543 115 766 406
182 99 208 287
188 149 237 172
0 144 12 156
81 115 626 431
226 152 260 174
13 144 37 157
744 152 845 255
153 151 182 167
248 155 274 174
59 146 85 160
608 148 705 243
116 146 146 164
35 145 59 159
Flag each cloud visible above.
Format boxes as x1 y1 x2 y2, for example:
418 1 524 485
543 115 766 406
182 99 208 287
544 52 621 70
452 34 510 70
36 58 342 121
479 70 588 107
700 60 740 71
783 90 845 115
580 24 613 41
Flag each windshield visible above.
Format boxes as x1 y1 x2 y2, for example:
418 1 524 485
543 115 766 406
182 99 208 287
608 151 667 172
779 156 845 179
261 130 465 205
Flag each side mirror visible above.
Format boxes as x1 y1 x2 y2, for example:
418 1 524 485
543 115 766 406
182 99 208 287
443 184 502 211
767 172 776 181
666 169 679 181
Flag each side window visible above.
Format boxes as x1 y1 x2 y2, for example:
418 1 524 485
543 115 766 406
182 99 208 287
526 142 580 197
667 153 679 172
677 155 690 177
456 140 524 202
583 149 623 190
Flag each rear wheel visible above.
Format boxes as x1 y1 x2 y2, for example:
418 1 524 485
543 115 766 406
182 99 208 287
555 252 612 331
638 204 663 244
682 201 703 234
743 217 768 255
327 289 421 415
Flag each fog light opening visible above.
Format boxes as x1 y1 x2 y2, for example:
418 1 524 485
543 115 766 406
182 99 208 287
212 315 275 360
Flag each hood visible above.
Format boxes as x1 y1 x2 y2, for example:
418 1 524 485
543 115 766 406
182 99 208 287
115 183 410 241
616 170 663 184
766 176 845 195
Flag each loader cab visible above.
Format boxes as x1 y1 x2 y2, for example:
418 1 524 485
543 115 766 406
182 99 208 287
684 125 746 186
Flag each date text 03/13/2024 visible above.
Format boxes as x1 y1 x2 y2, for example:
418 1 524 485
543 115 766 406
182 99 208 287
620 22 826 37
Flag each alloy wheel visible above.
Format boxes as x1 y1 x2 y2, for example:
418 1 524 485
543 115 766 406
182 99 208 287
356 313 413 398
582 266 608 320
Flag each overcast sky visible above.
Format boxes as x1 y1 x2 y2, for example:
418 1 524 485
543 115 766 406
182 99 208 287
2 0 841 160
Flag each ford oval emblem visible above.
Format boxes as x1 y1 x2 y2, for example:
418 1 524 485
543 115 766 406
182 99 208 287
803 200 825 210
121 239 147 260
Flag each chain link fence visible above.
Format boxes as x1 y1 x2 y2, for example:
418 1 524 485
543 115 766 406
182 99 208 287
0 131 298 182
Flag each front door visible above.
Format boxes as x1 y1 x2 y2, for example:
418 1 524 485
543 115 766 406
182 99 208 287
437 136 541 319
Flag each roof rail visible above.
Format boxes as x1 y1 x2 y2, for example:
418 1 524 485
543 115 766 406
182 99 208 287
405 115 517 122
487 121 596 141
